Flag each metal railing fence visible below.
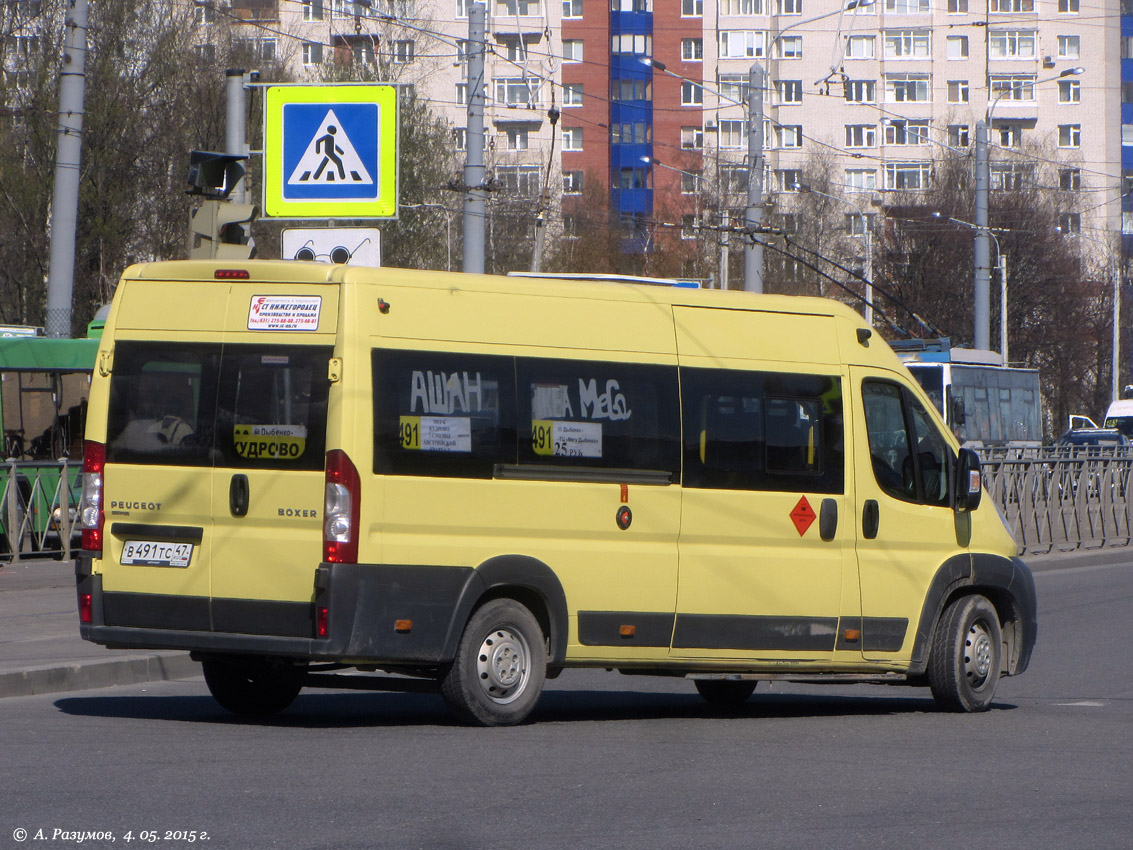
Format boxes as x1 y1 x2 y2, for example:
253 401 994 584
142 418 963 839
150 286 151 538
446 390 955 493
1 459 79 562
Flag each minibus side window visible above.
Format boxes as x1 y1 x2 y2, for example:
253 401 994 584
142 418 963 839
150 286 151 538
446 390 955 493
214 345 332 471
516 358 680 475
373 349 517 478
105 342 219 467
862 380 951 507
681 368 843 494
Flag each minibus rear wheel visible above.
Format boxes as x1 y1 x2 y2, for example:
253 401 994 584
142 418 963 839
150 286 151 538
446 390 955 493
202 657 303 717
440 598 547 727
927 594 1003 712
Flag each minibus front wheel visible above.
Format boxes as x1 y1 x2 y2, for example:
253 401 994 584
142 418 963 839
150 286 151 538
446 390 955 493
201 656 303 717
927 594 1003 712
440 598 547 726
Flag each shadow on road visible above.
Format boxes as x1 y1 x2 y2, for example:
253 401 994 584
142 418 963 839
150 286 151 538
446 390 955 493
53 685 1017 727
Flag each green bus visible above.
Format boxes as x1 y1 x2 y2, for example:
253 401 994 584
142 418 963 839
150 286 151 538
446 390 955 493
0 311 103 559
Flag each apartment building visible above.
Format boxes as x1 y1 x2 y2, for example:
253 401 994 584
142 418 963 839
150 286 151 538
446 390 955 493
199 0 1121 251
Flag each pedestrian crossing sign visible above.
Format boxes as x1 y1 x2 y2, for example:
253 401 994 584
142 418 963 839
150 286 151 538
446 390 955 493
264 84 398 218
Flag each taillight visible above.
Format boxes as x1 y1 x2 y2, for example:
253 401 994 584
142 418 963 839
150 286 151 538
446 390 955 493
79 440 105 553
324 449 360 564
79 592 93 624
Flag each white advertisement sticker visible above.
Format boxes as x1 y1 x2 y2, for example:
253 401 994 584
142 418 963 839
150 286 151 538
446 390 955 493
248 295 322 331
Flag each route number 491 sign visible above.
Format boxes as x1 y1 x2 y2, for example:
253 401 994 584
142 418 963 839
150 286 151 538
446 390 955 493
263 84 399 219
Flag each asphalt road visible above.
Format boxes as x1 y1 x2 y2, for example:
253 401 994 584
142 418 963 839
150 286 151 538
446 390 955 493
2 549 1130 850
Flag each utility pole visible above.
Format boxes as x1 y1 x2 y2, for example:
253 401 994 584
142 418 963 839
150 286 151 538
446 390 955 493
744 63 765 293
719 210 729 291
463 3 487 274
973 120 991 351
45 0 89 339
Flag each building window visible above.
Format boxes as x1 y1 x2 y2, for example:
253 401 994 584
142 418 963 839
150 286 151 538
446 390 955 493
1058 79 1081 103
1058 124 1081 148
778 36 803 58
617 167 649 190
845 35 875 59
563 0 583 17
947 0 968 12
989 74 1035 102
1059 168 1081 191
611 33 651 54
1058 35 1080 59
990 163 1033 191
845 168 876 193
719 74 750 103
682 0 703 15
682 38 703 61
505 127 530 150
844 80 876 103
845 124 877 147
776 125 803 148
1057 0 1078 11
719 31 765 59
681 126 704 149
563 83 583 106
302 42 323 65
997 124 1022 147
990 0 1033 11
946 35 968 59
496 0 541 15
723 166 750 193
563 39 583 61
682 81 704 105
719 120 748 148
884 162 931 190
497 166 542 197
611 79 651 101
393 40 414 63
948 124 970 147
303 0 324 21
1123 124 1133 145
948 81 969 103
884 119 929 145
885 74 930 103
562 127 583 151
721 0 762 13
563 170 583 193
681 172 703 193
777 80 803 103
495 78 540 106
885 0 929 11
1058 213 1081 235
775 169 801 192
989 30 1036 59
779 0 801 14
884 29 931 59
611 122 650 144
681 214 699 240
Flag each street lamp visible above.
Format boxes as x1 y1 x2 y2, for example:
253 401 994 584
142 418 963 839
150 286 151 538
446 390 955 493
799 183 874 326
973 66 1084 351
934 212 1007 363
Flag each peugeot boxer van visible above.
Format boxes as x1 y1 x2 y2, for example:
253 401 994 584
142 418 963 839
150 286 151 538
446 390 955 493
76 261 1036 726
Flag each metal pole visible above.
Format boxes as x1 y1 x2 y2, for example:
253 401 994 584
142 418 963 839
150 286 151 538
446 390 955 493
1000 253 1008 364
463 3 487 274
45 0 89 339
864 219 873 327
744 64 765 293
973 119 991 351
226 69 247 205
719 210 729 291
1113 255 1121 402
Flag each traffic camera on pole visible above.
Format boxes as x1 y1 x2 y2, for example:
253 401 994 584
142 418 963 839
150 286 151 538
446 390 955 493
186 150 258 260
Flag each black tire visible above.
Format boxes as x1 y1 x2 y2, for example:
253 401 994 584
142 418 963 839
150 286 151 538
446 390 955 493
440 599 547 727
928 595 1003 713
202 658 303 718
695 679 757 708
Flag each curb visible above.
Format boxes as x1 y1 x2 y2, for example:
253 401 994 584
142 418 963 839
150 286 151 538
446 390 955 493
0 653 199 699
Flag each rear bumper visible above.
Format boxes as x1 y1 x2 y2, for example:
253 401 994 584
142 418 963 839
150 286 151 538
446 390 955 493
76 554 479 666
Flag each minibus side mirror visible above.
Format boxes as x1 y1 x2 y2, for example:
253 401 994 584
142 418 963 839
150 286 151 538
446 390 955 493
954 448 982 513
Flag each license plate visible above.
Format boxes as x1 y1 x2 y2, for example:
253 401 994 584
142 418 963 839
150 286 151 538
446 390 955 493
121 540 194 568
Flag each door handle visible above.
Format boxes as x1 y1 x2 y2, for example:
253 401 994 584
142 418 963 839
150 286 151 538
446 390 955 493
230 474 249 518
862 499 879 539
819 498 838 541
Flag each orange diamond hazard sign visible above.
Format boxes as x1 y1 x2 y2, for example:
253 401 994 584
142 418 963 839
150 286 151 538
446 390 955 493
790 496 816 536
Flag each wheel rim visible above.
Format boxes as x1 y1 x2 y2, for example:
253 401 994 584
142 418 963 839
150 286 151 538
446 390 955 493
476 626 531 705
964 619 994 689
